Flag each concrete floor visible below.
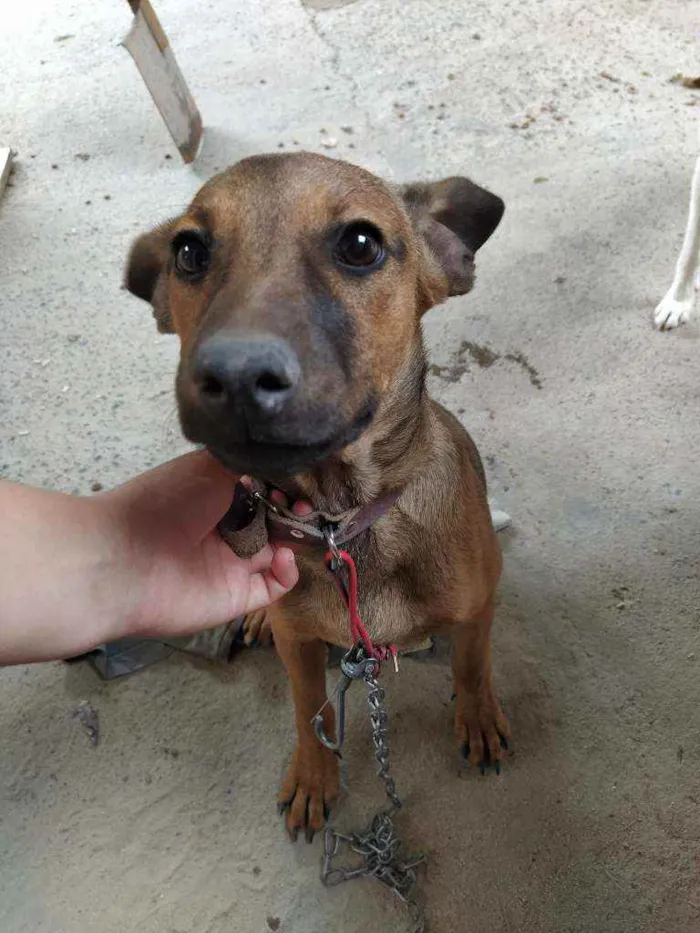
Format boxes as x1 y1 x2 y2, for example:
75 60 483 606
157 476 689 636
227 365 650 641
2 1 700 931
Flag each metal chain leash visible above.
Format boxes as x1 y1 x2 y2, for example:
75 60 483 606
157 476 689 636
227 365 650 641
320 651 427 933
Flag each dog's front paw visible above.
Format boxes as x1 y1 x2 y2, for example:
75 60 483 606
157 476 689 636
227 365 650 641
455 690 510 775
278 744 339 842
654 291 696 330
241 609 273 648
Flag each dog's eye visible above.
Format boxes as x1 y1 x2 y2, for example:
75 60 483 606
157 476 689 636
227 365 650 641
335 223 384 270
173 234 210 278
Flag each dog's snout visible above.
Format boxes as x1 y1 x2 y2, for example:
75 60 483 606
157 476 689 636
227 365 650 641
193 334 301 417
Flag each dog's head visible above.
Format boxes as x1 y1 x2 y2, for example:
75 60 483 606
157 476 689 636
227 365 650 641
125 152 503 477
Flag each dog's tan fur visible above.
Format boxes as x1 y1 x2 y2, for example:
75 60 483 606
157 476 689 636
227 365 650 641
126 152 509 841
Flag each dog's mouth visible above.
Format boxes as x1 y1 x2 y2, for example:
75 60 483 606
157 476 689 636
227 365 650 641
198 398 377 479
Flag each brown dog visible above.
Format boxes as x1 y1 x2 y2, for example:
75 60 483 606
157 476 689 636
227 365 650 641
125 152 508 841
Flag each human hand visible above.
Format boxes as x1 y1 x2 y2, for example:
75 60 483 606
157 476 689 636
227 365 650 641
105 450 300 640
0 451 302 665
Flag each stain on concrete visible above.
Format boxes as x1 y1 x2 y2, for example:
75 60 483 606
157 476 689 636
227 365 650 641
429 341 543 389
461 340 500 368
503 350 543 389
428 362 465 383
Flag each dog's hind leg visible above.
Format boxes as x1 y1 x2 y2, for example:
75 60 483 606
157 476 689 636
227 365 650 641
654 148 700 331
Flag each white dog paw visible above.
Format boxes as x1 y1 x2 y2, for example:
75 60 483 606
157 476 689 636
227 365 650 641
653 293 695 331
489 500 512 532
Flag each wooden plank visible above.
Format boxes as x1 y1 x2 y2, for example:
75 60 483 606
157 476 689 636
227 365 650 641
0 148 14 199
122 1 202 163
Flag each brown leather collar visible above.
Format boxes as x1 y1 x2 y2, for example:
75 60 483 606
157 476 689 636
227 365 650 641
218 480 401 559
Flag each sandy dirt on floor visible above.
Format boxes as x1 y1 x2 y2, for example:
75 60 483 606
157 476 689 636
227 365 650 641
1 0 700 931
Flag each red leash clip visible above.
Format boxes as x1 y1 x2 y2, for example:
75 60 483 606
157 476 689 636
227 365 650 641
324 543 398 669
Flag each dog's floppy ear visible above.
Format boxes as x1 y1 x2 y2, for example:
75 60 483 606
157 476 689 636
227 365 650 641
124 219 177 334
401 177 504 301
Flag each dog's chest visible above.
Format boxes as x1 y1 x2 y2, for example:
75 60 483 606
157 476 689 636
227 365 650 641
292 568 430 650
291 528 442 649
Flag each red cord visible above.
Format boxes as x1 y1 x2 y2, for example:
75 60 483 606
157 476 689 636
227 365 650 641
325 549 396 665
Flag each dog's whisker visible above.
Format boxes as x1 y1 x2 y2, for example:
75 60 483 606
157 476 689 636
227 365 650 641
159 404 180 445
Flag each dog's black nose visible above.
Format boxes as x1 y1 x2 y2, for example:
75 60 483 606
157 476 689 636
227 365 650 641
193 334 301 417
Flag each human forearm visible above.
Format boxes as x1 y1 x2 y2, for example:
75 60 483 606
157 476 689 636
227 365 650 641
0 481 127 664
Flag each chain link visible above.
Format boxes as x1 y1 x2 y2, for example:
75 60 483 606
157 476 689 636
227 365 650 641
321 655 426 933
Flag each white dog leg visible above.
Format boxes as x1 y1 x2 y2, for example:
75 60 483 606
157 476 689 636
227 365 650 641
654 151 700 331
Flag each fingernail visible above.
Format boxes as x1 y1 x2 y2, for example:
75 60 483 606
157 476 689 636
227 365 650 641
276 547 297 571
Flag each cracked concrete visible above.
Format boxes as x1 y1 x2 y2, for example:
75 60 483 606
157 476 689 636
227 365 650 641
2 1 700 932
299 0 371 140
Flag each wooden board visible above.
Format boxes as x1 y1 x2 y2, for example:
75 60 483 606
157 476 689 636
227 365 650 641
122 1 202 163
0 148 14 199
